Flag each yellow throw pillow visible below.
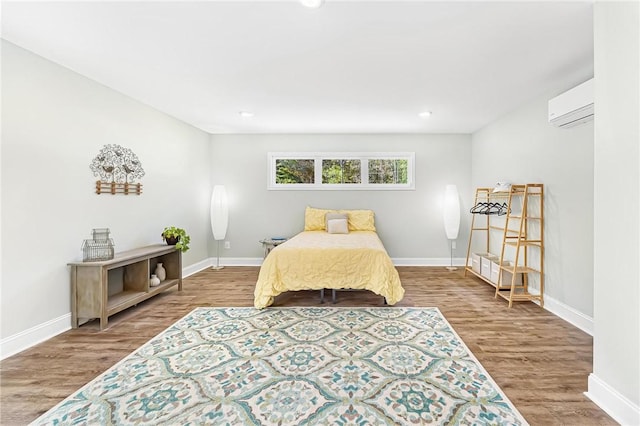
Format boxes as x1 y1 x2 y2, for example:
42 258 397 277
339 209 376 231
304 206 334 231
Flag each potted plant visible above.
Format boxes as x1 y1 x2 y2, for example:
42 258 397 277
161 226 190 253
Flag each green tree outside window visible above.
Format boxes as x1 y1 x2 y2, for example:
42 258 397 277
275 159 315 184
369 159 408 184
322 159 361 184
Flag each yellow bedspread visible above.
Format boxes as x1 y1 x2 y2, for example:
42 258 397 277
254 231 404 308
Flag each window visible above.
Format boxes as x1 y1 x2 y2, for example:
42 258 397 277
322 159 361 184
368 159 409 184
275 159 315 184
268 152 415 190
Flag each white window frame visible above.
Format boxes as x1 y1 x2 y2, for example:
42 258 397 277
268 152 415 191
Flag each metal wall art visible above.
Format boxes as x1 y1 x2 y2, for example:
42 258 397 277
90 144 145 195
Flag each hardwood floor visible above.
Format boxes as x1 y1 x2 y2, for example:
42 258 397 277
1 267 615 425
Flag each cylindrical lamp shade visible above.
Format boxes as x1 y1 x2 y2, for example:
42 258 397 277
443 184 460 240
210 185 228 241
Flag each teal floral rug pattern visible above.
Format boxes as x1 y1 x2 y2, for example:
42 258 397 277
33 307 527 425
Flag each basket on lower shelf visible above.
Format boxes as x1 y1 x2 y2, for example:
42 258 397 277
82 228 115 262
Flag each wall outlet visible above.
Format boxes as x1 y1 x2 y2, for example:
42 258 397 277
224 241 231 249
452 241 457 249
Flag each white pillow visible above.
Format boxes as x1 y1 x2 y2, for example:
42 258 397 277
327 218 349 234
325 212 347 229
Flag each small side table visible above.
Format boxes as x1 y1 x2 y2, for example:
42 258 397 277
259 238 288 258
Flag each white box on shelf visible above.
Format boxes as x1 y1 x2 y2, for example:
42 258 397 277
491 260 522 286
481 254 498 280
490 260 501 284
471 253 483 274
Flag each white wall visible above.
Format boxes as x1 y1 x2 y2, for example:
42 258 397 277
589 2 640 424
471 89 595 318
1 42 212 350
209 134 471 262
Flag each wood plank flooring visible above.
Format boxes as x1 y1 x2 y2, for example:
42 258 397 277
0 267 615 425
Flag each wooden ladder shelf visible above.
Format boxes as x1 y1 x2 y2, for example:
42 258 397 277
465 184 544 307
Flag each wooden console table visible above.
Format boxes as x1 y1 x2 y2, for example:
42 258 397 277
69 244 182 330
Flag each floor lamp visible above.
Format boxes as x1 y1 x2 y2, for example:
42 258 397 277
443 184 460 271
210 185 228 270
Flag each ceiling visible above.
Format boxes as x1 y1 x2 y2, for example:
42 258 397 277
1 1 594 134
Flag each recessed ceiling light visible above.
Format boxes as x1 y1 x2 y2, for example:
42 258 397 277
418 111 432 118
239 111 254 118
300 0 324 9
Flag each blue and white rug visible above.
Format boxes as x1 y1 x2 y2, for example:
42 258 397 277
33 307 527 425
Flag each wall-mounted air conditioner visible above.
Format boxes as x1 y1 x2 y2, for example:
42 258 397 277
548 78 594 128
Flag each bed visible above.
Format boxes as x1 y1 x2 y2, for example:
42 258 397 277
254 207 404 309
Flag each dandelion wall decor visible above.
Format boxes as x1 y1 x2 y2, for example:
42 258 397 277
90 144 145 195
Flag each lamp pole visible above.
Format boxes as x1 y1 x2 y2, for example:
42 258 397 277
211 185 228 271
443 184 460 272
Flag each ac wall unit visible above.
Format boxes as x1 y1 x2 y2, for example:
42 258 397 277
548 78 594 128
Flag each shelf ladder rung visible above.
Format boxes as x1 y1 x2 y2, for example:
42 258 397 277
508 215 542 220
505 240 543 246
500 265 540 274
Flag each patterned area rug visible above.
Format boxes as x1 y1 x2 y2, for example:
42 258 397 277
33 307 527 425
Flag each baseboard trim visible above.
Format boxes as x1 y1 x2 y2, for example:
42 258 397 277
207 257 467 267
539 294 594 336
586 373 640 425
1 313 71 360
183 258 214 277
201 257 467 268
